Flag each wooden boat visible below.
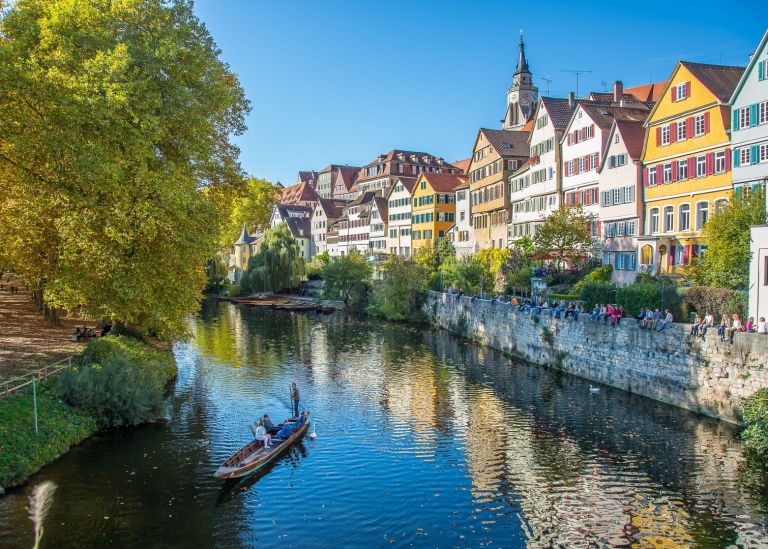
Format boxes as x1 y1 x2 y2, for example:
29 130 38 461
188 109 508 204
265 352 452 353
214 412 311 479
315 306 336 315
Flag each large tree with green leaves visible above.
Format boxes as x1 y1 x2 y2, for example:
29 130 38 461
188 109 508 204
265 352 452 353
533 204 595 270
321 250 372 305
0 0 249 338
218 176 282 248
239 223 305 293
691 188 767 290
369 256 428 321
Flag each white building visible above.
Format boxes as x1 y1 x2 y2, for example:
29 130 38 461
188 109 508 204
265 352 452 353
269 204 313 228
732 30 768 322
385 176 417 256
310 198 345 257
336 192 377 256
446 182 475 256
508 96 575 242
368 196 388 256
597 120 645 283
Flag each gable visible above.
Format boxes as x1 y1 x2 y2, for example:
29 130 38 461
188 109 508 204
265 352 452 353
730 29 768 106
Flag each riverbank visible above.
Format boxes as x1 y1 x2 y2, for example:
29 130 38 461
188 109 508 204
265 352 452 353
0 336 177 493
426 291 768 424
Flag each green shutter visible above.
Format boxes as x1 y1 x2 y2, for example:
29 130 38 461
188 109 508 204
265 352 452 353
733 148 740 167
760 60 765 80
733 109 740 131
751 145 759 164
750 104 759 127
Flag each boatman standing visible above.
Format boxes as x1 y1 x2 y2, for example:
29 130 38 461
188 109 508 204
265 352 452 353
291 382 300 418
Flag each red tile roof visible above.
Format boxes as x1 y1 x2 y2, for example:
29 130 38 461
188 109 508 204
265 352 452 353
421 173 469 193
614 120 646 161
624 81 667 102
451 158 471 173
280 181 320 205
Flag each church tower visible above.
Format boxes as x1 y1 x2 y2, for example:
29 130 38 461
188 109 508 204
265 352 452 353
503 32 538 131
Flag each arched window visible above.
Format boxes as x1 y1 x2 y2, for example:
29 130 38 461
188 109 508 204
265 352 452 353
714 198 728 212
641 245 653 265
663 206 674 233
649 208 660 234
678 204 690 231
695 201 709 230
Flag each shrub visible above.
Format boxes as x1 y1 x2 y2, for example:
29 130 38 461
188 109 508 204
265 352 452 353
617 283 662 317
578 281 617 310
547 293 579 301
742 388 768 457
573 264 613 293
368 257 428 322
682 286 747 321
58 336 177 428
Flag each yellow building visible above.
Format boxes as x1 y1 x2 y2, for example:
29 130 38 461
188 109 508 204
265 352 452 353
231 224 262 283
638 62 744 276
411 173 468 253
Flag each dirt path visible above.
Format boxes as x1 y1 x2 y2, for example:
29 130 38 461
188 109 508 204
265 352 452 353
0 272 87 382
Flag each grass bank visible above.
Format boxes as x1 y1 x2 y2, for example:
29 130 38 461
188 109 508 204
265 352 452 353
0 336 177 490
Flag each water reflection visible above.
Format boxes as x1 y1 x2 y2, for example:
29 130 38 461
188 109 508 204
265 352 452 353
0 301 766 548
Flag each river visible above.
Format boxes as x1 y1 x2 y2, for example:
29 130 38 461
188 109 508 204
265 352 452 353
1 301 767 548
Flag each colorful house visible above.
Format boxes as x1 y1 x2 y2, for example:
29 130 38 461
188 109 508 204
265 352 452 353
638 62 744 276
411 173 468 253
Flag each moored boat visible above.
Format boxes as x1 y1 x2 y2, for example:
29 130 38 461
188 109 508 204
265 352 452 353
214 412 311 479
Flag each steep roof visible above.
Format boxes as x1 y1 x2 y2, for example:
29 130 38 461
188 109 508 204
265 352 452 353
615 120 646 161
625 81 668 102
319 164 361 174
578 104 650 131
348 191 377 207
540 96 577 129
680 61 745 103
421 173 469 193
280 181 320 205
452 158 471 173
730 29 768 103
285 217 311 239
274 203 313 219
234 224 255 245
394 176 418 194
317 198 344 219
297 171 317 183
373 196 388 220
479 128 530 157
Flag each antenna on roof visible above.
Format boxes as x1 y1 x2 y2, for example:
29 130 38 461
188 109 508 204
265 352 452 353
541 74 553 96
601 81 609 92
560 69 592 98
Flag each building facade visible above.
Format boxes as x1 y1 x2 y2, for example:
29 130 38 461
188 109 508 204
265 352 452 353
468 129 530 250
411 173 467 254
385 176 417 256
335 192 377 256
638 62 743 276
368 196 388 256
597 120 646 283
310 198 345 257
446 182 476 256
356 150 462 198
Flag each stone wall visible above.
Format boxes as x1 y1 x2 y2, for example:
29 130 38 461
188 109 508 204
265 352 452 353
426 291 768 424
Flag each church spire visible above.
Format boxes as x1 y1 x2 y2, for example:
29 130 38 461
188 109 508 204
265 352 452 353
514 31 530 76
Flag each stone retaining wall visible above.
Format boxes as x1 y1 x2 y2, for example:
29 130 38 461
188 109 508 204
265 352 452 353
426 291 768 424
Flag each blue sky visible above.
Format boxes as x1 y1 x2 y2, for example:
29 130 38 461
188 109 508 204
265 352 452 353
192 0 766 187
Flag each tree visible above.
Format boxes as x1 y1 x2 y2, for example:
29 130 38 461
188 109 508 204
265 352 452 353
369 256 428 321
533 204 595 270
691 188 767 290
222 176 282 247
0 0 249 338
321 250 372 305
476 247 510 292
239 223 305 293
450 254 494 294
205 252 229 293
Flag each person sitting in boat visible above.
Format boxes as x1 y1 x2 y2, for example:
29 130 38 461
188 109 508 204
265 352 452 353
263 414 279 435
254 419 272 448
276 421 294 439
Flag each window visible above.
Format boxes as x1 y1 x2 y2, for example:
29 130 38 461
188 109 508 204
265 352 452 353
674 245 685 266
678 160 688 181
420 181 426 190
460 211 465 221
650 208 660 234
663 206 674 233
673 82 689 102
676 121 686 141
627 220 637 236
694 114 705 136
696 202 709 230
616 134 620 144
624 185 635 203
739 106 751 129
613 188 622 204
715 198 728 212
589 153 596 170
617 254 626 270
740 148 751 165
662 163 672 184
696 155 706 178
714 151 726 173
661 125 670 145
648 166 657 186
679 204 690 231
578 157 584 172
761 101 768 125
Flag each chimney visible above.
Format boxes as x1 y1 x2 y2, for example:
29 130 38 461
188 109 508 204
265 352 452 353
568 92 575 109
614 80 623 103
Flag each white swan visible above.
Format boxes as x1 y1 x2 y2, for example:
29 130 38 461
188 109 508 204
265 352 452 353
589 385 600 393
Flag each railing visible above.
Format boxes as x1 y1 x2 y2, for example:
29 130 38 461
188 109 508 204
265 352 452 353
2 356 74 398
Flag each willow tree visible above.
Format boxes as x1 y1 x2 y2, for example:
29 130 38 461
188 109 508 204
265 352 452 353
0 0 249 338
239 223 305 294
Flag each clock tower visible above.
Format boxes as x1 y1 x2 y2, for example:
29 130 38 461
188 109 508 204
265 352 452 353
503 32 538 131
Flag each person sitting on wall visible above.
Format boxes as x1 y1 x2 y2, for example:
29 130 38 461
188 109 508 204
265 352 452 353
746 317 756 333
757 317 767 334
700 311 714 340
635 308 648 326
657 309 674 332
717 314 730 341
691 313 703 337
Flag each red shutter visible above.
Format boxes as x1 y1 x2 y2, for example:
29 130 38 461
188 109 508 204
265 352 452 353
585 189 591 205
595 152 599 167
684 245 690 266
567 133 571 145
686 117 694 137
671 86 677 103
644 168 649 187
703 112 710 134
671 160 678 181
670 123 677 143
591 124 595 138
669 248 675 266
706 153 714 175
692 244 699 257
685 81 691 99
688 156 695 176
596 220 601 237
656 127 662 146
575 191 581 204
725 147 731 171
